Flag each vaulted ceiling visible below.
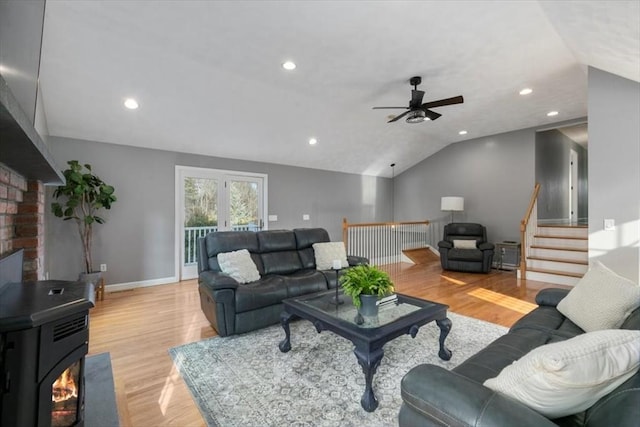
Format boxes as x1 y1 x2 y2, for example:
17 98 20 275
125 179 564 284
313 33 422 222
38 1 639 177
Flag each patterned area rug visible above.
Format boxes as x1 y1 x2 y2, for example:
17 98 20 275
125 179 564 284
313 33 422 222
169 312 507 427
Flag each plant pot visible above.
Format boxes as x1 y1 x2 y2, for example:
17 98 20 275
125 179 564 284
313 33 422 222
359 294 379 317
79 271 102 286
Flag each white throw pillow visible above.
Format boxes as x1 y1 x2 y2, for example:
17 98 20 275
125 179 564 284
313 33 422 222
217 249 260 284
557 261 640 332
484 329 640 418
312 242 349 270
453 239 476 249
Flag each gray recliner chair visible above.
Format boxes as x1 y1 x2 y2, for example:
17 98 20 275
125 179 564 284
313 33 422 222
437 223 494 273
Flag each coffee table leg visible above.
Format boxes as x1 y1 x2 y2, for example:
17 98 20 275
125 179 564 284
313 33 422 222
354 347 383 412
279 311 294 353
436 317 452 361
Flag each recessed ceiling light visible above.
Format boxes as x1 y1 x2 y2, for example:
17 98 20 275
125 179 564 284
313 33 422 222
308 137 317 145
547 111 559 117
124 98 139 109
459 130 468 135
519 88 533 95
282 61 296 70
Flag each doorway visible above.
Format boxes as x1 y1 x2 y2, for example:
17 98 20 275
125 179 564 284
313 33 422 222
175 166 268 280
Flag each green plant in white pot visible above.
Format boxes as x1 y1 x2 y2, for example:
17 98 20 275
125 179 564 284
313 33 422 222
339 264 394 317
51 160 116 281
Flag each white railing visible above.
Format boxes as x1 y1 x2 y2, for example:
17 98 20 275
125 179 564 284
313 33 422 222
342 218 430 265
184 224 261 265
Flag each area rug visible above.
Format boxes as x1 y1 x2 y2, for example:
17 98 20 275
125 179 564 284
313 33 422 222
85 352 120 427
169 312 507 427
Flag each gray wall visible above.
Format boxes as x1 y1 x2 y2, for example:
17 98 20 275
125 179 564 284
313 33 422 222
588 68 640 282
535 129 588 221
393 128 537 246
0 0 45 124
45 137 393 285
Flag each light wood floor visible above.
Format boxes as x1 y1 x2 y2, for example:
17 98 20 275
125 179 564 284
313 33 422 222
89 260 566 427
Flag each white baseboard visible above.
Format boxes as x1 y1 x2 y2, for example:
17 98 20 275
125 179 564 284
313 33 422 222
426 245 440 257
105 275 178 292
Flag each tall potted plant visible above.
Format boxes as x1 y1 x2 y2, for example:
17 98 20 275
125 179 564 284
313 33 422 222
51 160 116 281
339 265 394 317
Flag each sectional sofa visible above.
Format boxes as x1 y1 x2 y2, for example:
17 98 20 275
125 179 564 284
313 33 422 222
399 286 640 426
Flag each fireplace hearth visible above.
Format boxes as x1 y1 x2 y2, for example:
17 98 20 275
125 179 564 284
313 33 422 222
0 267 94 427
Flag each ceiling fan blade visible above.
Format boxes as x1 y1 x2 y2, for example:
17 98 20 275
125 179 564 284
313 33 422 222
421 95 464 109
387 110 412 123
410 90 425 109
372 106 409 110
423 109 442 121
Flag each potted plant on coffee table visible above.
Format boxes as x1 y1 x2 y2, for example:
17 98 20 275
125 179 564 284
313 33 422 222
51 160 117 285
339 264 395 317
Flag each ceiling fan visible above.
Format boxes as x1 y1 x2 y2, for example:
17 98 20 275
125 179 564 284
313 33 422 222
373 76 464 123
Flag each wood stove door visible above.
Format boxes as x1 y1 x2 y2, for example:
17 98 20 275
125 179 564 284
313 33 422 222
38 344 87 427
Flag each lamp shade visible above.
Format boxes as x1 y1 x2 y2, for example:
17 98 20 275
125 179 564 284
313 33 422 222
441 196 464 211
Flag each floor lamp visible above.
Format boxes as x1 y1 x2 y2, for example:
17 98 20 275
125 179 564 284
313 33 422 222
441 197 464 223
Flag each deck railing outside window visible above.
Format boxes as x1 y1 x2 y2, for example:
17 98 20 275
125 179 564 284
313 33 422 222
342 218 430 265
184 224 261 265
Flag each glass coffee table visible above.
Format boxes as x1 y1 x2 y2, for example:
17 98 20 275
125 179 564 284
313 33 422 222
278 290 451 412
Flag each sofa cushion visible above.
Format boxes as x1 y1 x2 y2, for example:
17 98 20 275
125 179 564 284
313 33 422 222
483 329 640 418
294 228 330 249
282 270 328 298
557 261 640 332
511 305 584 340
453 239 477 249
234 276 288 312
454 327 560 384
261 251 303 275
217 249 260 284
294 228 330 268
448 248 484 261
312 242 349 269
257 230 297 252
204 231 259 271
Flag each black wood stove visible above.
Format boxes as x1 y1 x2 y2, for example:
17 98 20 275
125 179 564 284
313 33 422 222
0 251 95 427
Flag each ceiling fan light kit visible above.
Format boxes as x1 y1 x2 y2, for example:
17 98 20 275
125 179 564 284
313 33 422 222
406 110 427 123
373 76 463 124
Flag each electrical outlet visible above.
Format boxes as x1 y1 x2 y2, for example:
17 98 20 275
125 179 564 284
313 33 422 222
303 214 310 221
100 264 107 272
604 219 615 231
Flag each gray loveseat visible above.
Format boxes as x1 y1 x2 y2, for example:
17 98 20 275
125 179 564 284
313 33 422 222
399 288 640 426
197 228 367 336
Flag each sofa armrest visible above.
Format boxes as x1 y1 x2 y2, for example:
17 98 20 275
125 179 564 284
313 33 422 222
347 255 368 266
400 364 556 427
478 242 495 251
437 240 452 249
535 288 570 307
198 270 240 291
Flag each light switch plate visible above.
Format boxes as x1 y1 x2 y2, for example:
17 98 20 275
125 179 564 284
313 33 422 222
303 214 310 221
268 215 278 222
604 219 615 231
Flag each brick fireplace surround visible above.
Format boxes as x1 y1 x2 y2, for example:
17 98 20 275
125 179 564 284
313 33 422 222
0 162 45 281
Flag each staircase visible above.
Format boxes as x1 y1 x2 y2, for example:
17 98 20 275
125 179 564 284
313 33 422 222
522 224 588 286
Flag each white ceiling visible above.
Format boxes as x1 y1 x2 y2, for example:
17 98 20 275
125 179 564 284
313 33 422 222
38 1 639 177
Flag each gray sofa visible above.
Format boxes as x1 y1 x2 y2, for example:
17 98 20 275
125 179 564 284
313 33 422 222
197 227 367 336
399 288 640 426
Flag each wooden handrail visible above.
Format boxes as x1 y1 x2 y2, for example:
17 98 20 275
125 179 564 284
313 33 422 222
520 183 541 278
520 183 540 231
